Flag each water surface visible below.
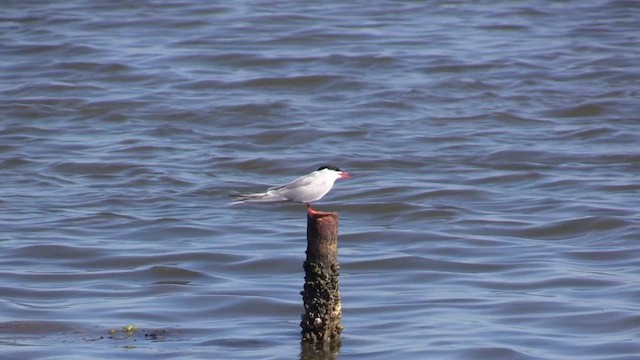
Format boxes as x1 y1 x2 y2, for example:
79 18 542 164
1 1 639 359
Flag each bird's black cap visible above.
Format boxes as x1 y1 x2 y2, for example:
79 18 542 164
317 165 342 172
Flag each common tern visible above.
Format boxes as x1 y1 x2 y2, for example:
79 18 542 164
231 165 351 215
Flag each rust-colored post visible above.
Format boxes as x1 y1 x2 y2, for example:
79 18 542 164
300 211 343 346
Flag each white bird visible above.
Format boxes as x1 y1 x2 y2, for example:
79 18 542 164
231 165 351 215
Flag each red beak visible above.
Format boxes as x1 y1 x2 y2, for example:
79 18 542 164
340 171 351 179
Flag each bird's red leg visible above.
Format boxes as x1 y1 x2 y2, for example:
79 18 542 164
306 203 332 217
306 203 319 216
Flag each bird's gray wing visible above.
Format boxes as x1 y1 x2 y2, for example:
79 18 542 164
267 173 317 192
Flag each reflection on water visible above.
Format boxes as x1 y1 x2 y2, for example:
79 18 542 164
1 1 639 359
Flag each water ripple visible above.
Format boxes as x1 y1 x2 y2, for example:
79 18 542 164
1 1 639 359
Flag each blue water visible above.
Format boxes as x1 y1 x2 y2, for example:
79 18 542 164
1 1 639 359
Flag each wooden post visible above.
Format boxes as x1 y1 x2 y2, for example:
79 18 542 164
300 210 343 346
